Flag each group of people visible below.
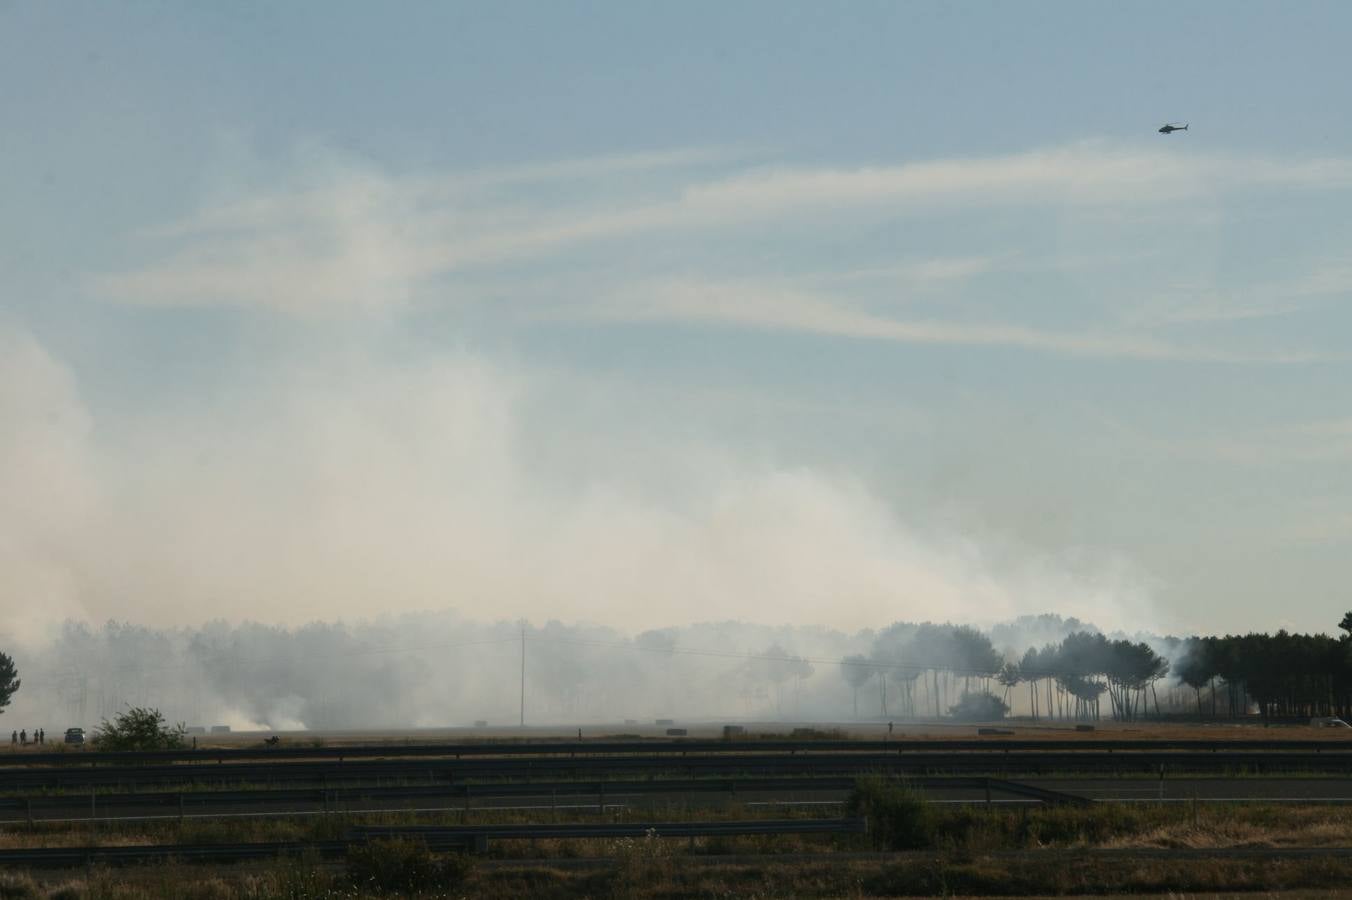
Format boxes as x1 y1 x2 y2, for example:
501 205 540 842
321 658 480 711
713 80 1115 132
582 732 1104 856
10 728 45 746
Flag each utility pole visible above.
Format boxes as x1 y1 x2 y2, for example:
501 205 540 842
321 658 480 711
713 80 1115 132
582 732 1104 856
519 624 526 727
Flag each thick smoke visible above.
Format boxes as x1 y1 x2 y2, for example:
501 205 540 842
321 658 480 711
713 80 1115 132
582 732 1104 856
0 321 1155 642
1 156 1170 726
2 612 1198 731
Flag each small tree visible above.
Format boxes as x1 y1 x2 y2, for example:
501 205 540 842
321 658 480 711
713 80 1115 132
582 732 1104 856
948 690 1010 722
93 706 186 751
839 655 873 718
847 775 934 850
0 652 18 715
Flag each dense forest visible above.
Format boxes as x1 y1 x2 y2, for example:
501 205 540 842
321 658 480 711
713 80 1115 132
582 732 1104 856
840 622 1173 722
840 613 1352 723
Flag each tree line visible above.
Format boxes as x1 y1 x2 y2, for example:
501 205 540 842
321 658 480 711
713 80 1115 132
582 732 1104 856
839 623 1171 722
1173 614 1352 721
8 612 1352 727
839 612 1352 723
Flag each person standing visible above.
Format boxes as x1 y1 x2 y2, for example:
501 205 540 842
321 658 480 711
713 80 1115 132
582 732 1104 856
19 729 26 745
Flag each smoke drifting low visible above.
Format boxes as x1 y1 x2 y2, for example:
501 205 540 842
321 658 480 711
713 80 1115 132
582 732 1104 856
0 322 1154 644
5 613 1127 731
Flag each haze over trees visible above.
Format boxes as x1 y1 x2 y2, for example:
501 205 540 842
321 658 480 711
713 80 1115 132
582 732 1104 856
5 612 1352 728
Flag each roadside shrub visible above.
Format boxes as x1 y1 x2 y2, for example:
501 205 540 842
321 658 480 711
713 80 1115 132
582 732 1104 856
846 775 935 850
948 690 1010 721
346 838 473 895
92 706 186 751
261 851 336 900
44 886 83 900
611 827 677 896
0 873 40 900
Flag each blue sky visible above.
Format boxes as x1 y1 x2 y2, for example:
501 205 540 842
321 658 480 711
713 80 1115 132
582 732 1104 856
3 2 1351 639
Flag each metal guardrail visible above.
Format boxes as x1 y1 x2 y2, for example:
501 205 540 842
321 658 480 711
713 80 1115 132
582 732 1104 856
351 817 868 840
5 750 1352 791
0 775 1087 822
6 737 1352 769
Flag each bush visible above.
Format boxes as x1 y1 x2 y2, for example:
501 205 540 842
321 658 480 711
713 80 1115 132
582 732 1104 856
948 690 1010 721
92 706 186 751
846 775 935 850
346 838 474 895
0 873 41 900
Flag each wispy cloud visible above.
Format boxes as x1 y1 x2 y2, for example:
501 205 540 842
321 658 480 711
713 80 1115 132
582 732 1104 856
822 255 1006 286
587 278 1327 364
89 141 1352 368
1191 417 1352 465
1121 258 1352 329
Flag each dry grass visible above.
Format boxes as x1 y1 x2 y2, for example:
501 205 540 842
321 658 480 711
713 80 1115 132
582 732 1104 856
13 854 1352 899
10 796 1352 896
1098 805 1352 850
9 798 1352 855
3 718 1333 751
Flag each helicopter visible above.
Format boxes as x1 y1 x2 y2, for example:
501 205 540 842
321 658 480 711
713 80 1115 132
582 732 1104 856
1158 123 1189 134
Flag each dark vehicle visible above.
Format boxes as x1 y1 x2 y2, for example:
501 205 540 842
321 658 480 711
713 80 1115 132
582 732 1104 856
1158 122 1189 133
64 728 85 745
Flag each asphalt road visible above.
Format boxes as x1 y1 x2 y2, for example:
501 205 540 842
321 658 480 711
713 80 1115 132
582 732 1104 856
7 776 1352 824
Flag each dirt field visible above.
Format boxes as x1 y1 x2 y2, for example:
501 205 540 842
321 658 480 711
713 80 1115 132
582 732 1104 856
5 718 1349 755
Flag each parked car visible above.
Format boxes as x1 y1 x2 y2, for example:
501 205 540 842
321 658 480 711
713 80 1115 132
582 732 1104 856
1310 717 1351 728
64 727 85 745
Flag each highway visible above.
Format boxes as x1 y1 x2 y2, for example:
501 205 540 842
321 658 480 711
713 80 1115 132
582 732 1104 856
6 749 1352 792
8 736 1352 768
10 775 1352 825
7 738 1352 826
0 818 867 868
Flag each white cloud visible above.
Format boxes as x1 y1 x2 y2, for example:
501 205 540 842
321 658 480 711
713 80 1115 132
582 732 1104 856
90 142 1352 320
